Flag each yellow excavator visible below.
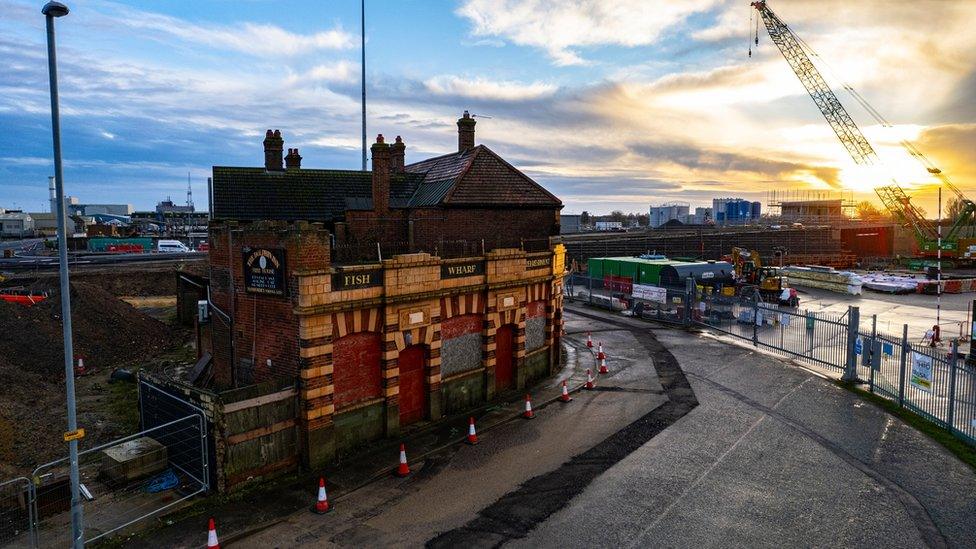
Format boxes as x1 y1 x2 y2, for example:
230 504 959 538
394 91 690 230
731 247 798 306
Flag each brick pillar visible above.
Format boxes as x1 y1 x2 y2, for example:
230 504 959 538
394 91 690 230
382 323 400 437
515 304 528 390
427 310 443 421
298 311 335 468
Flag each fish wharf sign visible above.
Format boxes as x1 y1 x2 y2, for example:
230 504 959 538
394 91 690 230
332 269 384 290
526 255 552 271
243 248 287 295
441 260 485 279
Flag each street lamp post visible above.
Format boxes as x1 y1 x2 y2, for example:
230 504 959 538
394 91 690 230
42 2 84 547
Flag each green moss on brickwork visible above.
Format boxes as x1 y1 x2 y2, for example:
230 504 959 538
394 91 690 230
523 347 550 387
334 401 385 454
441 372 485 415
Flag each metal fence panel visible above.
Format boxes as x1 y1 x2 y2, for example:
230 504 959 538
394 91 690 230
31 415 207 546
0 477 32 548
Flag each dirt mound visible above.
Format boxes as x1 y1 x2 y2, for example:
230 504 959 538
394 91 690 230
0 283 177 475
0 281 174 376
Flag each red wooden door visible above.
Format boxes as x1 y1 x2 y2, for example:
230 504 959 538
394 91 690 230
398 345 426 425
495 325 514 391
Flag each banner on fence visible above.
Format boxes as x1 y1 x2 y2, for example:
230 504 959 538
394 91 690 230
910 352 934 392
632 284 666 304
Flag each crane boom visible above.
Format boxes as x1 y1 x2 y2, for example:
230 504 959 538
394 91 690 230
751 1 877 165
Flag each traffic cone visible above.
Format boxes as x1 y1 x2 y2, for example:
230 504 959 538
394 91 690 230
523 394 535 419
74 357 86 376
559 380 572 402
395 443 410 477
586 332 593 348
207 517 220 549
597 342 606 360
585 369 595 390
467 417 479 445
598 356 609 375
312 476 332 514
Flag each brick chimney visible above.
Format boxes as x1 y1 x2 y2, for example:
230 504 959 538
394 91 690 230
457 110 476 152
285 148 302 171
391 136 405 173
371 134 390 212
263 129 284 171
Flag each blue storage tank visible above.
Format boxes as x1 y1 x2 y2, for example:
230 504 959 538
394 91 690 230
750 201 761 219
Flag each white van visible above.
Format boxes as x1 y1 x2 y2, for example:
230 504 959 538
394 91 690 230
157 240 190 253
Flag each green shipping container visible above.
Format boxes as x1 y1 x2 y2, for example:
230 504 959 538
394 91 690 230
587 257 676 286
88 237 154 252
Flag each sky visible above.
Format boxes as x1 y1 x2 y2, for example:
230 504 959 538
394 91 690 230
1 0 974 216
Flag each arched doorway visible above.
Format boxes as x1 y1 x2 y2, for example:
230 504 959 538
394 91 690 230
398 345 427 426
495 324 515 391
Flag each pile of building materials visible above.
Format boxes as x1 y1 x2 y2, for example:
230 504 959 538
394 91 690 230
860 273 921 294
782 266 863 295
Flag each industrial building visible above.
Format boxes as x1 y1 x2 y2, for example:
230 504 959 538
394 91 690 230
163 112 565 489
713 198 761 225
0 212 34 238
560 214 582 234
649 203 689 228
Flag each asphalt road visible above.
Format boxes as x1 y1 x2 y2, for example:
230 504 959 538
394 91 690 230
228 308 976 548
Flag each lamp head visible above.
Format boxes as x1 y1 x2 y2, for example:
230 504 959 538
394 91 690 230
42 2 69 17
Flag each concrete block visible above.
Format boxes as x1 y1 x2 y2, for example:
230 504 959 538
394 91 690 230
100 437 168 485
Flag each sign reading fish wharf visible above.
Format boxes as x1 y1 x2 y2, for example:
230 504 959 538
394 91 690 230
332 268 384 291
526 255 552 271
441 260 485 279
243 247 287 295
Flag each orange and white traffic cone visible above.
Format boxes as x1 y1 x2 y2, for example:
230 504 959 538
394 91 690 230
598 356 609 375
312 476 332 514
585 369 595 390
523 394 535 419
559 380 572 402
586 333 593 348
467 417 479 445
207 517 220 549
597 342 605 361
395 443 411 477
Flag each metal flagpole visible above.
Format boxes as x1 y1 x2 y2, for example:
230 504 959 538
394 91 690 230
361 0 367 171
42 2 84 546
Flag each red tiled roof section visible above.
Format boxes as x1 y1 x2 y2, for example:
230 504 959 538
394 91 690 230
445 145 561 206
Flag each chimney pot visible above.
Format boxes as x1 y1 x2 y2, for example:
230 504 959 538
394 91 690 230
391 135 406 173
285 147 302 171
457 111 476 152
370 136 392 212
263 129 284 171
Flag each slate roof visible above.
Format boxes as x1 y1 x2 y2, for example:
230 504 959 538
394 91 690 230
212 144 560 222
211 167 424 222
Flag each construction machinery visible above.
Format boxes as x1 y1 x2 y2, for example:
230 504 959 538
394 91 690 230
750 1 976 259
731 247 799 306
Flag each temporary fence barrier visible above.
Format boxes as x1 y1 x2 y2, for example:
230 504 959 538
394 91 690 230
565 273 976 448
29 413 208 547
0 477 33 548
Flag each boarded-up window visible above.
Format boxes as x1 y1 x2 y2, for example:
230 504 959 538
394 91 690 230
441 314 483 376
525 300 546 351
333 332 382 409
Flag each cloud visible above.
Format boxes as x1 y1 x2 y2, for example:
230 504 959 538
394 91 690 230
100 4 354 57
286 62 359 86
424 76 557 102
456 0 720 66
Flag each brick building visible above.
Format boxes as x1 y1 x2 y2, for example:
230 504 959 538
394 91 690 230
177 113 566 484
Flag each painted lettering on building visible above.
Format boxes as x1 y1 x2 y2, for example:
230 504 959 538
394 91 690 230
441 261 485 279
526 256 552 271
242 247 287 296
332 269 383 290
